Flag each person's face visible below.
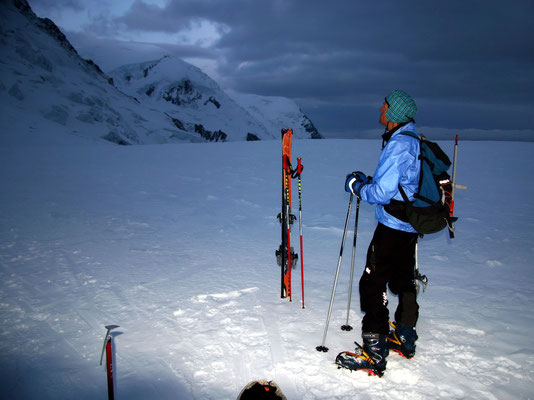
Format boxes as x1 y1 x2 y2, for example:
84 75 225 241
379 101 389 127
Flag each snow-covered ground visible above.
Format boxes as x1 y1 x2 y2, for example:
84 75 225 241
1 138 533 399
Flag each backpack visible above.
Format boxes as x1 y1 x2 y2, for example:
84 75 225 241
396 132 457 235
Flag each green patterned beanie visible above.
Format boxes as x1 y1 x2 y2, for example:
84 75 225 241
385 90 417 123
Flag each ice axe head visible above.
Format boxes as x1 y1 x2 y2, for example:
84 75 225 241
105 325 120 331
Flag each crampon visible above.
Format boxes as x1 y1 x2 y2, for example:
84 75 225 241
335 344 385 377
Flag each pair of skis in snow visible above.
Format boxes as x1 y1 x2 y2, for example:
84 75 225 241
276 128 305 307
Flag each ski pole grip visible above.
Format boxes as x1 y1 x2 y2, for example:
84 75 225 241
296 157 303 174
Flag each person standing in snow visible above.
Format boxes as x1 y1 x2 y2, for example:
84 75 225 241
338 90 421 375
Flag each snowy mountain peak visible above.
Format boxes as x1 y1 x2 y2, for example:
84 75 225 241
112 56 222 110
124 56 218 91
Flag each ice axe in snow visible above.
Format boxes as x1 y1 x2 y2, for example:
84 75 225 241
100 324 120 400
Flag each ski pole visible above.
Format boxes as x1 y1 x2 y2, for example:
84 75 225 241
100 325 119 400
296 157 305 309
341 197 360 331
449 135 459 238
451 134 459 214
316 194 353 352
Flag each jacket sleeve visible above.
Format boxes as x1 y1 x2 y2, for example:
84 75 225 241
359 137 417 205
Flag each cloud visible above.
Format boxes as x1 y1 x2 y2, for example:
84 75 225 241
30 0 85 11
116 0 192 33
64 31 216 72
27 0 534 136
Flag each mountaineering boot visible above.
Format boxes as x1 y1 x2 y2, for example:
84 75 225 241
387 322 418 359
335 332 388 377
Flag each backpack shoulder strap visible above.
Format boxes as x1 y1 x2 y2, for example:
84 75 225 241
398 184 411 203
396 131 421 204
396 131 420 140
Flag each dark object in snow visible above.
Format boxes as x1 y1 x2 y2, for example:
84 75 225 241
237 380 286 400
246 133 260 141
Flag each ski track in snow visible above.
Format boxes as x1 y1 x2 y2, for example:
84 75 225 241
1 140 534 399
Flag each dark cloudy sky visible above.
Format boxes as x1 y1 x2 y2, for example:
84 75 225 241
29 0 534 138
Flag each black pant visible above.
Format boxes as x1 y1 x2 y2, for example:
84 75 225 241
359 223 419 335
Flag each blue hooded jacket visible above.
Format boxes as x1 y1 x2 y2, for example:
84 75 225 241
359 122 420 233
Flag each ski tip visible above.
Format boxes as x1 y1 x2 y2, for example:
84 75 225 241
105 324 120 330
